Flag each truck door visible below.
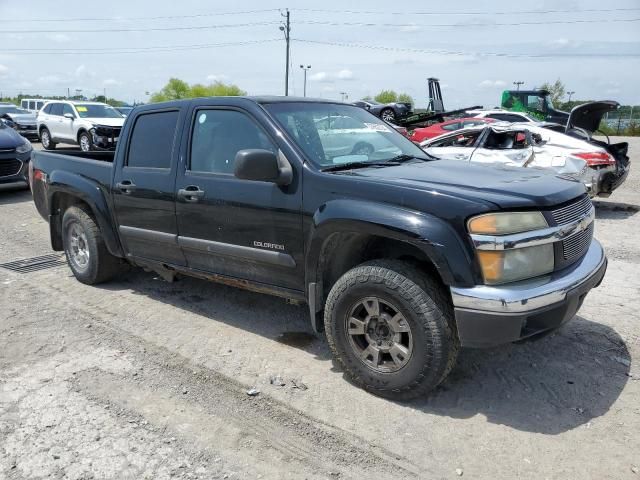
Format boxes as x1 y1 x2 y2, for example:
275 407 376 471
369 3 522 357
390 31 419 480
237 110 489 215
174 107 303 291
112 108 186 266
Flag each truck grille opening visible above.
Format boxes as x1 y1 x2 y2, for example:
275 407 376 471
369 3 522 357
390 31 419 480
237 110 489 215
0 159 22 178
551 195 592 225
562 223 594 262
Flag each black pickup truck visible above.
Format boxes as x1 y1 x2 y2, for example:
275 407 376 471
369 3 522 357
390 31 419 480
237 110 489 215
30 97 607 400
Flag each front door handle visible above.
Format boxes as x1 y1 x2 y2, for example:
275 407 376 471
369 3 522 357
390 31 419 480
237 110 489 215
177 186 205 203
454 154 468 160
116 180 136 194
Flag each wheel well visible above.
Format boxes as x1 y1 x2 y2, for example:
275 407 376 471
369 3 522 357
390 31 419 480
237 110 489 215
77 128 89 143
316 233 443 307
49 193 92 250
39 125 48 133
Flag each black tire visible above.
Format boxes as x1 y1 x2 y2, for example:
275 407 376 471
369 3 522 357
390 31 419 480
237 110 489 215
40 127 56 150
62 205 124 285
380 108 396 122
78 131 93 152
324 260 459 400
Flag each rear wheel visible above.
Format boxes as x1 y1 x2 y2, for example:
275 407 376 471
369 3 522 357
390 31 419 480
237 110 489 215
40 128 56 150
324 260 459 400
62 206 124 284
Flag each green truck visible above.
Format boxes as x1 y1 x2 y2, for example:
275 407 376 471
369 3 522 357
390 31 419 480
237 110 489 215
501 89 570 124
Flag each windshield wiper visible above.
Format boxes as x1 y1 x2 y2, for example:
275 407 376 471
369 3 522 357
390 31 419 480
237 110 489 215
321 161 400 172
385 154 433 163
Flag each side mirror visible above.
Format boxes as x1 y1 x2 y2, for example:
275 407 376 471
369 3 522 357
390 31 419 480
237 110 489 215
63 113 75 120
234 149 293 186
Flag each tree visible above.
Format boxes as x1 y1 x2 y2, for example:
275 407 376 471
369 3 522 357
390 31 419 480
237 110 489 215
398 93 414 105
539 78 566 106
374 90 398 104
150 78 246 103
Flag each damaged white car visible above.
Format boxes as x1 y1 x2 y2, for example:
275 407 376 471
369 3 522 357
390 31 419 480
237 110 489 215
420 101 630 198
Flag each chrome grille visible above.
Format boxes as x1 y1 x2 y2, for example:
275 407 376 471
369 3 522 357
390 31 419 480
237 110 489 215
0 159 22 178
563 223 594 262
551 195 593 225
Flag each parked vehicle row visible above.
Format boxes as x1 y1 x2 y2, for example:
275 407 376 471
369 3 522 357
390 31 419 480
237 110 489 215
419 101 630 198
0 117 32 187
0 104 39 141
30 97 607 400
352 99 413 123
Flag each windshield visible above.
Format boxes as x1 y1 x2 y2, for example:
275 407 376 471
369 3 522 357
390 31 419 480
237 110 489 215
264 103 427 168
74 104 123 118
0 106 30 115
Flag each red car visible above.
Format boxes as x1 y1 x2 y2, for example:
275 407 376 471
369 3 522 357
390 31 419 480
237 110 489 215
409 117 495 143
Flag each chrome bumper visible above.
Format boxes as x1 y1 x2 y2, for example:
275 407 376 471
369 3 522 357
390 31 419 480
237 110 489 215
451 238 606 314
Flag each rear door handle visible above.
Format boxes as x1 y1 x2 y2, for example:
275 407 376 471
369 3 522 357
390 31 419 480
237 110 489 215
116 180 136 194
177 186 205 203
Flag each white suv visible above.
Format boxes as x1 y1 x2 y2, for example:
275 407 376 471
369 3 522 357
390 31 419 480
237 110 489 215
37 101 125 151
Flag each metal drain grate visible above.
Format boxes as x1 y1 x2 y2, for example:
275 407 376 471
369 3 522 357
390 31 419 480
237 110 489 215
0 254 67 274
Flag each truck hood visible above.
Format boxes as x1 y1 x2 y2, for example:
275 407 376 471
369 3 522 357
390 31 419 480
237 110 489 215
346 160 586 209
84 117 125 127
0 125 24 148
567 101 619 133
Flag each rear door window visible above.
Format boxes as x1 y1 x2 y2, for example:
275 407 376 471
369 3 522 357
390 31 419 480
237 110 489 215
127 110 179 169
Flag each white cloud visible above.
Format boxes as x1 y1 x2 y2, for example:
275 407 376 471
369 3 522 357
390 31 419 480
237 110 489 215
36 74 65 85
74 65 96 78
479 79 507 88
206 74 228 82
336 69 354 80
0 64 8 77
310 70 356 83
49 33 71 43
103 78 121 86
400 24 420 33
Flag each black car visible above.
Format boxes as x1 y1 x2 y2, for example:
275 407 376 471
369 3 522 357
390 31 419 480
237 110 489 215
0 118 33 187
0 105 39 141
352 99 412 123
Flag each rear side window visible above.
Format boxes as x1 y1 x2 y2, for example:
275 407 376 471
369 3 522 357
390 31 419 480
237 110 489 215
50 103 63 116
42 104 52 114
28 101 35 110
127 110 179 169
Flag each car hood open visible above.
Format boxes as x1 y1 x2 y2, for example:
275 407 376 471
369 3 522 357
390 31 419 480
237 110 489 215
567 101 620 133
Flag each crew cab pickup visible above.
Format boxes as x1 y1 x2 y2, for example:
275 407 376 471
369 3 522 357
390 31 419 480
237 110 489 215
30 97 607 400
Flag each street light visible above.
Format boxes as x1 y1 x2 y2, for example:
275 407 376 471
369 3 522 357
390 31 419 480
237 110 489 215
513 81 524 92
340 92 348 102
567 91 575 102
299 65 311 97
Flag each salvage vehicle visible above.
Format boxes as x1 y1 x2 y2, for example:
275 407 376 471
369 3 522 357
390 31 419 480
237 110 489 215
0 118 32 187
501 89 569 124
0 105 39 141
37 101 125 152
352 99 413 123
467 109 537 123
421 123 628 197
409 117 495 143
31 97 607 400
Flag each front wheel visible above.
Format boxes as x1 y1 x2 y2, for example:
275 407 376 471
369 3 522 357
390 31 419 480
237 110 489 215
40 128 56 150
78 131 93 152
380 108 396 123
62 206 124 284
324 260 459 400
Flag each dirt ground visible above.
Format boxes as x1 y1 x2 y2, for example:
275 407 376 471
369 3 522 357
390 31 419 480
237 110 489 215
1 139 639 480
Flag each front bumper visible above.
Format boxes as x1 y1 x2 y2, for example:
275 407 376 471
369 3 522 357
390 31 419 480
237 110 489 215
0 157 29 186
450 239 607 347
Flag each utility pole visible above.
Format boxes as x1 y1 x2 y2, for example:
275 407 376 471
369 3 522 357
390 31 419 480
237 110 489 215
567 90 575 102
300 65 311 97
513 81 524 91
279 9 291 96
340 92 348 102
67 87 70 99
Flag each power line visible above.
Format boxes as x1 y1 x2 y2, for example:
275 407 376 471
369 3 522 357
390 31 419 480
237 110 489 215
0 21 279 34
292 38 640 58
296 17 640 29
8 39 282 55
293 7 640 16
15 9 282 22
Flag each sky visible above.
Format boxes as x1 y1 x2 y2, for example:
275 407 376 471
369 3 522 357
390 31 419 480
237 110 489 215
1 0 639 108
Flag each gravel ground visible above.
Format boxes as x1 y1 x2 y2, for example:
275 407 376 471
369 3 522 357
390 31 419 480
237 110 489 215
1 139 639 479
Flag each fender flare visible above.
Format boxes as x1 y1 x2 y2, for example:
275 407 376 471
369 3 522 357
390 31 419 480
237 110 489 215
47 170 123 257
304 199 477 330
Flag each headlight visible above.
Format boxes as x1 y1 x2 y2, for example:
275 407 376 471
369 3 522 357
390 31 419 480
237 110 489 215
16 142 33 154
468 211 547 235
468 211 553 284
476 244 554 285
